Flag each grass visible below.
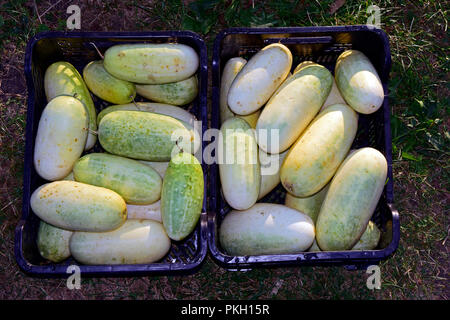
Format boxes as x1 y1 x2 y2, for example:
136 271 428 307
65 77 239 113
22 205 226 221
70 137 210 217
0 0 448 299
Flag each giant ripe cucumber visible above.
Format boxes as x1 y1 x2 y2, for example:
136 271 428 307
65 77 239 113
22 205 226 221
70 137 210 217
228 44 292 115
103 43 199 84
34 95 88 181
219 203 315 256
83 60 136 104
44 61 97 150
70 219 171 265
219 117 260 210
30 181 127 232
335 50 384 114
256 63 332 154
316 147 388 251
98 110 197 161
161 152 204 241
281 103 358 197
73 153 162 205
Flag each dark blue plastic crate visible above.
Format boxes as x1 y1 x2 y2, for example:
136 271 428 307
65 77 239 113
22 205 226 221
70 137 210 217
16 31 208 277
209 26 400 270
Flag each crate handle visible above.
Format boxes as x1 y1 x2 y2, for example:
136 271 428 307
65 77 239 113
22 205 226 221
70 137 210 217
264 36 333 45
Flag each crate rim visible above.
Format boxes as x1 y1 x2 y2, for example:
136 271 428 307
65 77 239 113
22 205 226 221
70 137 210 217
209 25 399 270
16 30 209 277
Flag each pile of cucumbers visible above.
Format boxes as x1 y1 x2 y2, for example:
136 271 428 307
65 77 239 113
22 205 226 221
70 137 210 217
218 44 387 255
32 43 204 265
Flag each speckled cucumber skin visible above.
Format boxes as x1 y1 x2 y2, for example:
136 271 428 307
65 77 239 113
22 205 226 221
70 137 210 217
256 64 333 153
34 95 88 181
219 203 315 256
37 221 73 262
70 219 171 265
161 152 204 241
219 117 260 210
335 50 384 114
98 110 196 161
136 75 198 106
293 60 316 74
220 57 247 123
228 44 292 115
285 184 330 224
44 61 97 150
83 61 136 104
97 102 197 126
103 44 199 84
316 147 388 251
126 201 161 222
30 181 127 232
258 149 289 200
321 79 346 111
73 153 162 205
351 221 381 250
281 103 358 197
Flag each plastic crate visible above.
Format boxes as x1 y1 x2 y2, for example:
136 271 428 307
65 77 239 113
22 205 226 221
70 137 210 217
15 31 208 276
209 26 400 270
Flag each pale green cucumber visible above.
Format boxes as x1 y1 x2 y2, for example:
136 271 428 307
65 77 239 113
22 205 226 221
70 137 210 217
316 147 388 251
351 221 381 250
335 50 384 114
98 110 197 161
258 149 289 200
83 60 136 104
219 117 260 210
44 61 97 150
161 152 204 241
136 75 198 106
73 153 162 205
37 221 73 262
34 95 88 181
228 44 292 115
219 203 315 256
284 184 330 224
281 103 358 197
70 220 171 265
103 43 199 84
126 201 161 222
30 181 127 232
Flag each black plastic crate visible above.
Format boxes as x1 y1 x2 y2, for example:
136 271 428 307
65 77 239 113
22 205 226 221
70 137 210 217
15 31 208 276
209 26 400 270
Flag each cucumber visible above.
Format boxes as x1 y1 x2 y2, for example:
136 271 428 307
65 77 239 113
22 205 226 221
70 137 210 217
219 203 315 256
136 75 198 106
98 110 197 161
44 61 97 150
316 147 388 251
30 181 127 232
34 95 88 181
83 60 136 104
256 63 333 153
351 221 381 250
63 172 74 181
103 43 199 84
70 220 171 265
219 117 260 210
220 57 247 123
228 44 292 115
161 152 204 241
97 102 197 127
284 184 330 224
335 50 384 114
308 239 321 252
258 149 289 200
126 201 161 222
73 153 162 205
281 103 358 197
37 221 73 262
